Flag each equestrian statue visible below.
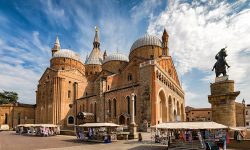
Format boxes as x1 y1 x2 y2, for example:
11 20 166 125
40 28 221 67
212 47 230 77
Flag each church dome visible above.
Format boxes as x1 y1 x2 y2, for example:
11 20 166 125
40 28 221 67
130 34 162 52
103 52 129 64
53 49 81 62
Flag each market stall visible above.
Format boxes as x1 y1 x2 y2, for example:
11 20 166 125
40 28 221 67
76 123 120 143
16 124 60 136
151 122 228 149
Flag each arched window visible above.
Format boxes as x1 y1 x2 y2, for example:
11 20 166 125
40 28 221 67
92 104 94 113
128 73 132 81
127 96 130 114
5 113 8 124
18 113 21 124
68 90 71 98
90 103 93 113
134 95 137 116
113 99 117 117
94 102 97 122
94 102 97 115
108 99 112 117
68 116 74 124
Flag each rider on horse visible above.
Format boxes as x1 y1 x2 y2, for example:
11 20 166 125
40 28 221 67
212 47 230 77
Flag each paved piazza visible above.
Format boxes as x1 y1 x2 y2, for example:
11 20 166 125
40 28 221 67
0 131 168 150
0 131 241 150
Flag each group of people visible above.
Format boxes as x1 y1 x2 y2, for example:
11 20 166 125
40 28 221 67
153 129 233 150
234 130 247 142
16 125 60 136
76 127 113 143
75 127 89 141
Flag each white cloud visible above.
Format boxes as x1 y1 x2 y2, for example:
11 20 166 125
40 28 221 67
33 31 50 54
0 32 49 104
40 0 70 29
0 63 40 104
147 0 250 105
70 1 140 58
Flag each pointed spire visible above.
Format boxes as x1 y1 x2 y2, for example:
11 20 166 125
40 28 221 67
162 28 168 41
93 26 100 48
163 28 167 34
103 50 107 60
55 35 60 45
85 27 102 65
52 35 61 56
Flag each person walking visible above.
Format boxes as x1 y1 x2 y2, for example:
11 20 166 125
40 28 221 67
138 133 142 142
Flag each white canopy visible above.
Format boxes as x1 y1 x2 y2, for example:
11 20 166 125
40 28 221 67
152 122 227 130
78 123 120 127
17 124 59 128
229 127 247 131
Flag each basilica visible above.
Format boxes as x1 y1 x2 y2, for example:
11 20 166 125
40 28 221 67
35 27 185 131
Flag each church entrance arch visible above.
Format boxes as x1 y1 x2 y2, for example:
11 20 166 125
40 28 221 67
119 115 125 125
174 110 177 121
159 90 167 123
177 101 180 121
168 96 173 121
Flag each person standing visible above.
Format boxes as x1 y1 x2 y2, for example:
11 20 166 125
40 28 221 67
138 133 142 142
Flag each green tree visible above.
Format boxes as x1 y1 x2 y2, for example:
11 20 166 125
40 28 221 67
0 91 18 104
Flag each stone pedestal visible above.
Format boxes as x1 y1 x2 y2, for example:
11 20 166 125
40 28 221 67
129 123 138 139
208 77 240 127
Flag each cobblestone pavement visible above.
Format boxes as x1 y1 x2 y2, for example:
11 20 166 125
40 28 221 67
0 131 241 150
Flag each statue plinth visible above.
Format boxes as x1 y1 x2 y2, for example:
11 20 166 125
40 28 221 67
128 123 138 139
215 75 228 82
208 78 240 127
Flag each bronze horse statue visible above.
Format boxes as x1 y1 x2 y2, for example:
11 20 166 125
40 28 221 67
212 47 230 77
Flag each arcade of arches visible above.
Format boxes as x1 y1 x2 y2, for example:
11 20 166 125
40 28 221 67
158 90 185 123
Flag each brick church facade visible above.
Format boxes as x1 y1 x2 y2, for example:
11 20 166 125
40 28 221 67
32 28 185 131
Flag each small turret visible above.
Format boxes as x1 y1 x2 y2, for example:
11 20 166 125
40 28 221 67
52 35 60 57
85 53 89 64
103 50 107 60
162 29 169 56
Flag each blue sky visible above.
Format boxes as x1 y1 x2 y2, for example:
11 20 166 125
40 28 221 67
0 0 250 107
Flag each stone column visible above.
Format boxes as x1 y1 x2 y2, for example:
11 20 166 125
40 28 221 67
131 93 136 125
208 76 240 127
129 93 138 139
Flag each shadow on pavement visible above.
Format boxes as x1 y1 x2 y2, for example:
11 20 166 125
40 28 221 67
61 139 105 145
128 145 167 150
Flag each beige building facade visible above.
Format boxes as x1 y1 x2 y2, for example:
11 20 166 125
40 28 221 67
34 28 185 131
185 107 212 122
0 103 35 129
246 104 250 128
186 102 245 127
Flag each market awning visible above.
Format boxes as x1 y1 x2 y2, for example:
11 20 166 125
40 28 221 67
17 124 59 127
229 127 247 131
78 123 120 127
151 122 227 130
